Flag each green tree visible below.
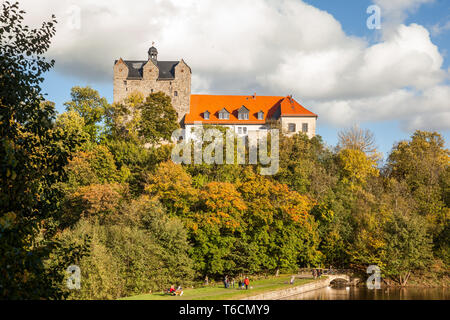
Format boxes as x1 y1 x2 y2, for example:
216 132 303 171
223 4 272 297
0 2 87 299
387 130 449 233
138 92 179 144
381 212 433 286
64 86 109 140
61 197 194 299
55 110 90 152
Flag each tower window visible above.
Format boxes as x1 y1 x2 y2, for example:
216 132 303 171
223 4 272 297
174 91 178 97
204 111 210 120
288 123 296 132
151 89 154 93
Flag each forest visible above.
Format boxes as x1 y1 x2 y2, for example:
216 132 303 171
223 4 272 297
0 1 448 299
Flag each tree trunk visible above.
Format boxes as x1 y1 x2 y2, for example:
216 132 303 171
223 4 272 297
275 268 279 277
402 271 411 287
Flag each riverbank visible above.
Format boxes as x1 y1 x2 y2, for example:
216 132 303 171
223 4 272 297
121 275 319 300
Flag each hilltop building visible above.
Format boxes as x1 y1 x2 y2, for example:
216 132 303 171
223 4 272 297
113 46 317 138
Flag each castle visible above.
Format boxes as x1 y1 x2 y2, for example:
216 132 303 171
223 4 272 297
113 46 318 139
113 46 191 122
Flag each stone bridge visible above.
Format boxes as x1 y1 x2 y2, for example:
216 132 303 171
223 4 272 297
297 268 359 286
326 274 351 284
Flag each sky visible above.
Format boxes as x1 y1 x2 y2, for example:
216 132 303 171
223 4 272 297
17 0 450 159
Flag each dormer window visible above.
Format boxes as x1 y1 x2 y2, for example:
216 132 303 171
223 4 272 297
204 110 210 120
218 108 230 120
257 111 264 120
238 105 249 120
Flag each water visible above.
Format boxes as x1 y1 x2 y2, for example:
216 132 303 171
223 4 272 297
281 285 450 300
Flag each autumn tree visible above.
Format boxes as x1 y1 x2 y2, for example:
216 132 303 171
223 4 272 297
386 131 449 231
238 170 321 273
145 161 198 217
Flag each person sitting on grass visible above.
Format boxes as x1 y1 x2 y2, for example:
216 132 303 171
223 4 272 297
175 285 184 296
167 285 176 295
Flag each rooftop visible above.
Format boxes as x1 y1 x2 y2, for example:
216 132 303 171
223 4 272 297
184 94 317 124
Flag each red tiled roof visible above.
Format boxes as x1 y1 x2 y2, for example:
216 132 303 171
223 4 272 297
184 94 317 124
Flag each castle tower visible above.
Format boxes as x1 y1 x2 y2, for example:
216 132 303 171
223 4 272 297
148 46 158 62
113 46 191 124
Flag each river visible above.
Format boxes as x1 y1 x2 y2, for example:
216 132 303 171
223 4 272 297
280 285 449 300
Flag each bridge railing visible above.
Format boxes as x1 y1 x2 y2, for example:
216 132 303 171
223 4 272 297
297 268 355 277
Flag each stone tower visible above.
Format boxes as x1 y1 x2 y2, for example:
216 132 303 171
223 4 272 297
113 46 191 123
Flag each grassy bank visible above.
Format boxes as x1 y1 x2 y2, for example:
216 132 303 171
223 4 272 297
121 275 317 300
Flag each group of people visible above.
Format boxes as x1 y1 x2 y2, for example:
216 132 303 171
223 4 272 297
312 269 323 279
223 276 250 290
167 285 183 296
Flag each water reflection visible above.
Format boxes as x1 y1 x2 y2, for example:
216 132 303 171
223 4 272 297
280 286 449 300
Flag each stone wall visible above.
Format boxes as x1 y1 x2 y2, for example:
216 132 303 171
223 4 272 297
240 278 329 300
113 59 191 123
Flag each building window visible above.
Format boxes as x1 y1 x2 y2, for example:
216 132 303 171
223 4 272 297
238 105 249 120
257 111 264 120
204 111 210 120
238 127 242 134
151 89 154 93
174 91 178 97
243 127 247 134
302 123 308 133
218 109 230 120
238 112 249 120
123 80 127 85
288 123 296 132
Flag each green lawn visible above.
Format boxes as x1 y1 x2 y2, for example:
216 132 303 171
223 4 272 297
121 275 317 300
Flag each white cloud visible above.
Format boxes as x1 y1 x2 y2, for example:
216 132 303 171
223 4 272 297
431 20 450 36
373 0 434 25
16 0 450 131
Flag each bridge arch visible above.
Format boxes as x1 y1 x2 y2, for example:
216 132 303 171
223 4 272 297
326 275 351 285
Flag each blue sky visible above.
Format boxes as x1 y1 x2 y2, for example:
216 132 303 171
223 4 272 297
34 0 449 159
